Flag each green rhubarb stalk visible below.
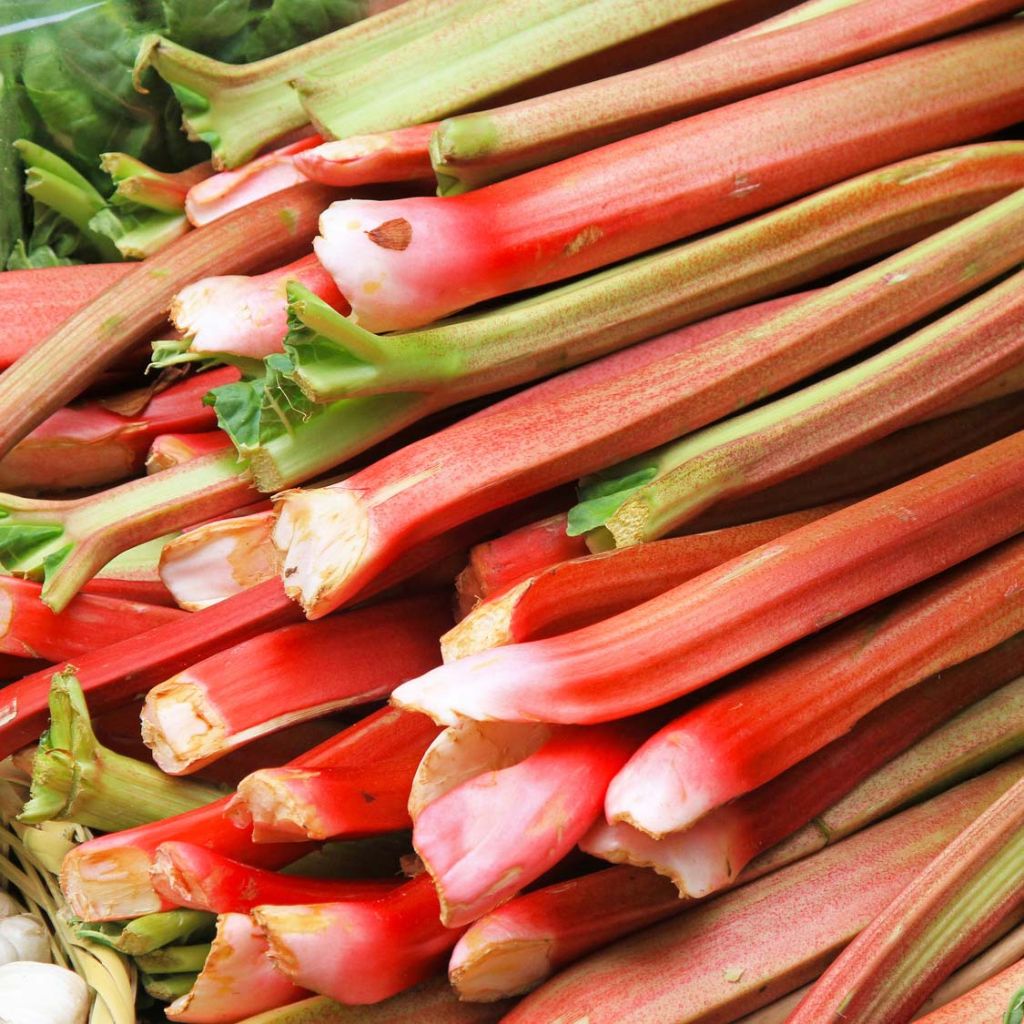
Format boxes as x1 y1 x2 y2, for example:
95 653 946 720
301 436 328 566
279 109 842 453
134 943 211 974
295 0 740 144
142 971 200 1001
283 144 1024 406
19 670 220 832
78 910 216 956
14 141 121 262
0 450 254 613
135 0 491 168
568 258 1024 546
787 773 1024 1023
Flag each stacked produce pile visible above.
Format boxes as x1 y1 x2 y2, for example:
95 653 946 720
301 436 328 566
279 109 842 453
1 0 1024 1020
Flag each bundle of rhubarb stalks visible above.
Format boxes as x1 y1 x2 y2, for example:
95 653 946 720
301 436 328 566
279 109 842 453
4 0 1024 1021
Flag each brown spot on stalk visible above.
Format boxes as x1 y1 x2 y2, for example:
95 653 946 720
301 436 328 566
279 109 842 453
366 218 413 251
564 225 603 257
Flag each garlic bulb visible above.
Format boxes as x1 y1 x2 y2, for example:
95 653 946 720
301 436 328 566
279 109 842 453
0 916 49 965
0 961 89 1024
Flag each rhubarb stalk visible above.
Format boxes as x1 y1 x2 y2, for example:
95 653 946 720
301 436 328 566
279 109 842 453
0 367 237 493
411 718 651 927
392 431 1024 725
431 0 1024 191
591 626 1024 889
141 592 449 774
254 875 461 1005
0 182 335 463
787 773 1024 1023
165 912 308 1023
315 24 1024 331
147 432 234 474
915 960 1024 1022
277 180 1024 618
451 661 1024 1000
499 759 1024 1024
444 504 844 659
150 844 393 914
568 261 1024 547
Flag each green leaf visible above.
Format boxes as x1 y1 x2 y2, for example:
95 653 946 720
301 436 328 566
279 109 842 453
566 466 660 537
1004 986 1024 1024
0 522 65 573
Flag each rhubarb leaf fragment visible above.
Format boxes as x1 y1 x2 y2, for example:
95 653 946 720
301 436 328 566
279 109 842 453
567 466 659 536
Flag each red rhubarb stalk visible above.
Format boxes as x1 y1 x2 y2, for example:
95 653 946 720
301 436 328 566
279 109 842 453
499 760 1024 1024
60 706 437 920
594 623 1024 885
151 843 393 914
141 592 450 774
233 757 425 843
444 503 844 659
146 431 235 474
0 576 185 662
0 367 237 492
253 875 462 1005
294 125 436 187
0 182 336 462
787 774 1024 1023
184 136 321 227
431 0 1024 191
166 912 308 1023
392 431 1024 725
157 509 276 609
0 264 133 369
316 22 1024 331
277 186 1024 618
168 253 348 363
411 718 650 927
452 657 1024 1001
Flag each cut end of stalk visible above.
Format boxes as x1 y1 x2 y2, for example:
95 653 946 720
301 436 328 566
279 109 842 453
603 496 652 550
429 116 501 197
439 580 526 662
141 676 227 775
449 936 554 1002
272 486 370 619
409 721 552 822
150 845 207 910
234 769 324 842
61 845 165 922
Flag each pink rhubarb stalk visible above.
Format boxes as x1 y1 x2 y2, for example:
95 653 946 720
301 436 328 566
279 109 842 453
592 626 1024 886
786 773 1024 1023
276 184 1024 618
158 509 276 609
60 707 437 920
499 760 1024 1024
0 575 185 662
146 431 234 473
141 592 450 774
431 0 1024 191
452 655 1024 1001
184 136 322 227
0 264 133 368
166 912 308 1023
410 718 650 928
295 124 436 186
392 431 1024 725
253 875 462 1005
0 367 237 492
444 503 842 659
316 22 1024 331
151 842 393 914
169 253 348 362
